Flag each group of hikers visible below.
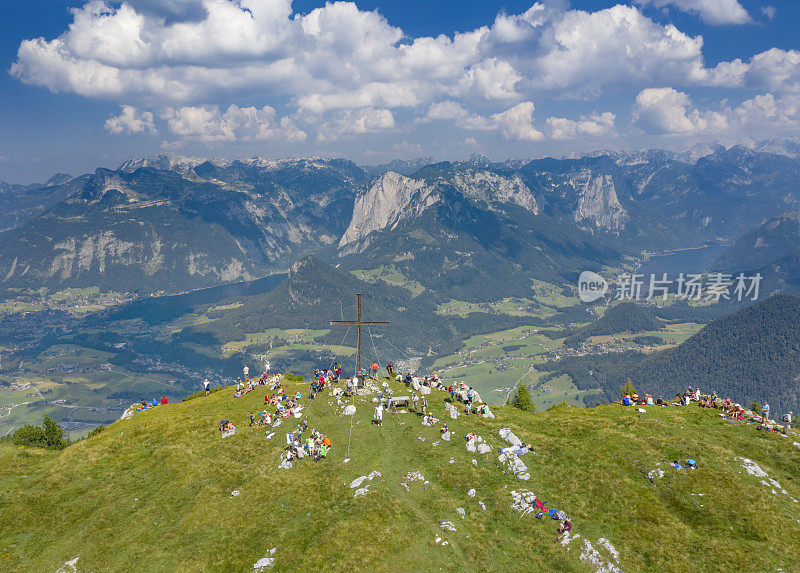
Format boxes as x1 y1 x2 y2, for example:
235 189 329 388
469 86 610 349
285 419 332 462
621 386 794 432
206 360 582 540
134 396 168 412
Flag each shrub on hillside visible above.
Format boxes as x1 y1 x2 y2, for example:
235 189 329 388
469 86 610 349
2 415 69 450
183 385 225 402
284 371 305 382
511 385 535 412
750 401 762 415
620 379 637 398
88 425 105 438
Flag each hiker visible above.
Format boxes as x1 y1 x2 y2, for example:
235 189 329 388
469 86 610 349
161 396 167 405
371 362 379 379
249 412 255 427
784 411 793 430
387 362 394 376
204 379 211 396
440 422 448 435
412 393 419 414
762 400 770 423
375 402 383 426
421 396 429 416
622 394 631 406
556 519 572 543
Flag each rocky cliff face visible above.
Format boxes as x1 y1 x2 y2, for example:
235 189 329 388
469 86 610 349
339 172 439 248
570 170 628 231
339 168 539 252
0 160 362 294
449 169 538 214
118 153 225 174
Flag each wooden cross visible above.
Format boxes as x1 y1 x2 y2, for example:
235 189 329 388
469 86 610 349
330 293 389 377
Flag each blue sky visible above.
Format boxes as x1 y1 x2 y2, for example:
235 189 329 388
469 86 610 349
2 0 800 182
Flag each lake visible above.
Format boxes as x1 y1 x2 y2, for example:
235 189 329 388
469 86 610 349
637 245 729 277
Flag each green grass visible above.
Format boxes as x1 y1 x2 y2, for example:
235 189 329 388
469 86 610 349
351 266 426 297
432 327 566 404
527 373 603 410
435 298 557 318
0 376 799 571
221 328 332 354
529 279 576 308
584 322 703 349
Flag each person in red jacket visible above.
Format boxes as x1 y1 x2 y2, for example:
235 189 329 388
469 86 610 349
161 396 167 405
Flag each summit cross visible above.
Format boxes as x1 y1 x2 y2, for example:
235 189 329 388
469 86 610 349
330 293 389 377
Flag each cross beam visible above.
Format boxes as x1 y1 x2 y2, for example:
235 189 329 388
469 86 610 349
330 293 389 377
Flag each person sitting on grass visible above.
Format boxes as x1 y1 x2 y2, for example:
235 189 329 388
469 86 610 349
440 422 448 435
556 519 572 543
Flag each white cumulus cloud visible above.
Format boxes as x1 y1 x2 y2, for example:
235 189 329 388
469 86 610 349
317 107 395 141
546 112 615 140
166 104 305 142
11 0 799 149
633 88 728 134
636 0 752 26
105 104 156 134
9 0 752 108
419 101 493 130
491 102 544 141
422 100 543 140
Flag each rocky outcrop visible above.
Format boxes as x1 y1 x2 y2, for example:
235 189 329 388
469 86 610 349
339 172 439 248
450 170 538 214
570 170 628 232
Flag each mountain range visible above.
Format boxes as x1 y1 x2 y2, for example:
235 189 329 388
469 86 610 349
6 142 800 298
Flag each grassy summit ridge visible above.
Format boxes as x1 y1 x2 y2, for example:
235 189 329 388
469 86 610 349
1 376 799 571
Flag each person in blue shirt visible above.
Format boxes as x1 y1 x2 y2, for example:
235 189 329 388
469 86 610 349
622 395 631 406
762 400 770 423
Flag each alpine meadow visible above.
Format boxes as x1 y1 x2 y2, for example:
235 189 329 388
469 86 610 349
2 1 800 572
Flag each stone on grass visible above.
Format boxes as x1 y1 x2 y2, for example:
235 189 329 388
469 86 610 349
499 428 522 447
